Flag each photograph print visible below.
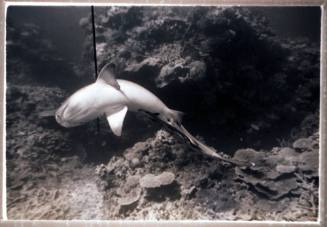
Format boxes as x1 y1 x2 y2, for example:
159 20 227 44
5 5 321 221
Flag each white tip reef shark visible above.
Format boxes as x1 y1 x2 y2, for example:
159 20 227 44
43 63 247 166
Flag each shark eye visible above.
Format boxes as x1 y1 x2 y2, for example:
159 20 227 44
55 114 61 120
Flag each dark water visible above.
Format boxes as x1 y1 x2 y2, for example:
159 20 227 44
254 7 321 42
7 6 89 64
7 6 321 65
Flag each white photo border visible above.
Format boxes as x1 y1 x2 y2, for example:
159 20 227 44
0 0 326 226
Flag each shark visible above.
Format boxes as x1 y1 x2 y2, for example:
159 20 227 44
47 63 247 166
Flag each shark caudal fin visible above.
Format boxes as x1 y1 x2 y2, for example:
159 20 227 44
178 125 218 157
177 125 249 166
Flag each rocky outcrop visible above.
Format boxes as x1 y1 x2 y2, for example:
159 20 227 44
95 129 318 220
234 133 318 200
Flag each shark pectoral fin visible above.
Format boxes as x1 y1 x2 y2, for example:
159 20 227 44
106 106 128 136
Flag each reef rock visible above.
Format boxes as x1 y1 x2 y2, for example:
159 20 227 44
140 171 175 189
293 137 314 152
117 175 142 212
234 132 319 200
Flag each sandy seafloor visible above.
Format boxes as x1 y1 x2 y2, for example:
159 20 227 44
6 6 320 220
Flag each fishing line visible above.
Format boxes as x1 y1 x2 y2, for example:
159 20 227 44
91 6 98 78
91 5 100 133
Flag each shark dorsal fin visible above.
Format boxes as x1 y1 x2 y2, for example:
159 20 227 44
106 106 128 136
97 63 120 90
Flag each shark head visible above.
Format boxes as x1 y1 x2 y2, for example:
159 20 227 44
55 101 80 128
55 96 92 128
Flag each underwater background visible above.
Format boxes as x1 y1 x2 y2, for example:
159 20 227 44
6 6 320 220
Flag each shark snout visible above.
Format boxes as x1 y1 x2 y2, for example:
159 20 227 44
55 112 76 128
55 113 62 124
55 99 97 128
55 103 74 127
55 111 68 127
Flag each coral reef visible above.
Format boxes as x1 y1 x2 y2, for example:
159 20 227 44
234 133 318 201
6 6 319 221
94 129 318 220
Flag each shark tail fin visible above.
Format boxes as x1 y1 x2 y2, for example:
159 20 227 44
178 125 249 167
170 109 184 124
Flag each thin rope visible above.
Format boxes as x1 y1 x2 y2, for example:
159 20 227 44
91 5 98 79
91 5 100 133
